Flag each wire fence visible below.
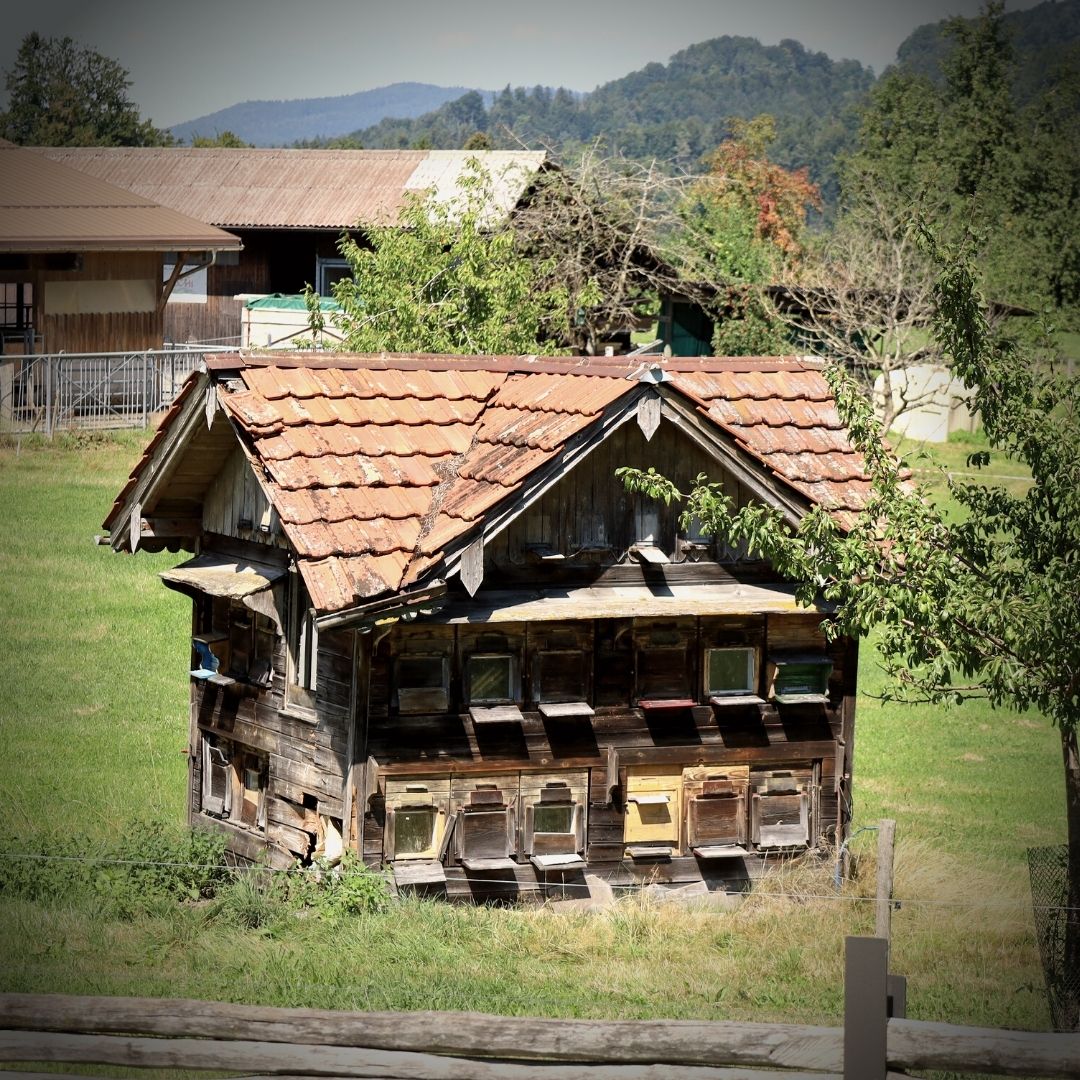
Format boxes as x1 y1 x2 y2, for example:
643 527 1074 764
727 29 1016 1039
1 847 1075 913
0 346 230 436
1028 844 1079 1031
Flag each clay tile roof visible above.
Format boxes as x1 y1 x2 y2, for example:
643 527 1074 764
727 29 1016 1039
170 353 871 615
669 360 868 516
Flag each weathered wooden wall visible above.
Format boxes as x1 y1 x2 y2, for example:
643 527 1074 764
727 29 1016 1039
491 419 752 576
23 251 165 353
189 613 355 868
164 230 347 345
360 611 848 901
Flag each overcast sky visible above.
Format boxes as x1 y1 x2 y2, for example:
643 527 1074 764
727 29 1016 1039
1 0 1049 129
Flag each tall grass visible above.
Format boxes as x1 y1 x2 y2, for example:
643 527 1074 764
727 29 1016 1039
0 429 1065 1035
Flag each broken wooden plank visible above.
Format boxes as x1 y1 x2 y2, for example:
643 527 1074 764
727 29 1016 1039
538 701 595 719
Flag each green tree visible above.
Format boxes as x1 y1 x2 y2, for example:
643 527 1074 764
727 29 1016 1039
0 33 172 146
189 130 250 148
621 232 1080 1026
679 115 820 354
317 161 569 355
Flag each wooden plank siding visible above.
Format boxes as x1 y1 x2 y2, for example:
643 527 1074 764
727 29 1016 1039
189 618 355 866
5 251 166 352
490 420 755 578
361 612 850 896
163 230 347 345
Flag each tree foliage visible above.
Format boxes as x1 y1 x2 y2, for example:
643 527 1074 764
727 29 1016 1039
0 33 172 147
839 2 1080 318
621 232 1080 1024
676 116 819 355
314 161 569 355
189 130 251 148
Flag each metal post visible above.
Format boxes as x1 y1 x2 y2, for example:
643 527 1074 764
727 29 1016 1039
844 935 889 1080
141 350 149 429
45 354 53 439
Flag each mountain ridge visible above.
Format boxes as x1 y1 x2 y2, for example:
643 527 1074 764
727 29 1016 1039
169 82 494 147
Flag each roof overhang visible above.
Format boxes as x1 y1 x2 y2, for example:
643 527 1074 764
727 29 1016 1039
423 582 831 624
160 553 286 600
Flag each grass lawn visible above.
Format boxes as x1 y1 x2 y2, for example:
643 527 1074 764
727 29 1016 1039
0 428 1066 1038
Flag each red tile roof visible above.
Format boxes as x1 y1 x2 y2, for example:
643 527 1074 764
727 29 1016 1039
110 353 875 615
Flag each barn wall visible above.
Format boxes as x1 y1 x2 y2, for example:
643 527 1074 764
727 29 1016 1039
188 604 355 868
164 230 352 345
360 611 849 901
31 251 164 352
490 419 753 574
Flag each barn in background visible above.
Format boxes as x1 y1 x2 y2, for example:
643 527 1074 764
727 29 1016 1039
40 148 548 347
104 352 867 901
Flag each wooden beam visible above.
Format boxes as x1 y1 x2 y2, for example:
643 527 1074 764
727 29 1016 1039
0 1030 841 1080
874 819 896 945
158 255 187 313
0 996 846 1072
139 516 201 539
887 1018 1080 1078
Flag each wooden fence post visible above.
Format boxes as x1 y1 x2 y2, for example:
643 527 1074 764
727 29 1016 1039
875 818 896 944
845 935 889 1080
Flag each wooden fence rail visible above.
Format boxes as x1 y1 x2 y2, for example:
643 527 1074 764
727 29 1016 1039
1 938 1078 1080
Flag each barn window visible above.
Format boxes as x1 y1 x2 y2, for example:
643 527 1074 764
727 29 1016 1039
395 654 450 714
750 768 810 849
636 641 693 707
534 650 593 718
286 572 318 715
467 653 517 703
766 654 832 705
227 610 276 686
524 781 585 870
384 781 450 862
683 766 749 858
200 733 267 832
704 647 760 703
466 652 524 723
456 784 517 870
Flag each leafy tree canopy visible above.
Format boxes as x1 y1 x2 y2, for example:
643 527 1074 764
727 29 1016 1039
676 116 819 355
0 33 172 147
621 230 1080 1023
309 161 570 355
189 130 250 148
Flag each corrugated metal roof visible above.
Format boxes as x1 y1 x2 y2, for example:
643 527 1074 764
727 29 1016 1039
0 146 241 253
111 353 875 615
38 148 548 230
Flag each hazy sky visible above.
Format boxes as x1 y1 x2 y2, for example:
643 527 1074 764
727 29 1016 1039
1 0 1049 129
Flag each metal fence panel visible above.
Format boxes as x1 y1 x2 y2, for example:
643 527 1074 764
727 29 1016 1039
0 348 221 435
1028 844 1079 1030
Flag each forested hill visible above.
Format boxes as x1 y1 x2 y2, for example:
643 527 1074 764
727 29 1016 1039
896 0 1080 107
349 37 875 205
169 83 491 147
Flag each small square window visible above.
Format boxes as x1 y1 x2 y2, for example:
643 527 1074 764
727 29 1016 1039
637 645 690 702
394 806 439 857
395 654 450 713
384 779 450 862
767 654 833 704
467 653 518 705
705 647 758 698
